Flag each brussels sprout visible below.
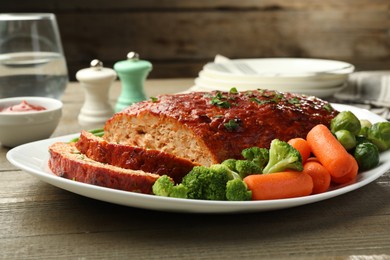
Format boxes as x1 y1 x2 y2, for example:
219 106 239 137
367 122 390 152
331 111 361 136
335 130 356 150
354 142 380 171
358 119 372 137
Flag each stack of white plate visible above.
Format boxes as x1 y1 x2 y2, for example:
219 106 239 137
191 57 355 98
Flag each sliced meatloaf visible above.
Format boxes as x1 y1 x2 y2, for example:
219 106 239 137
104 89 338 166
48 142 160 194
75 130 198 183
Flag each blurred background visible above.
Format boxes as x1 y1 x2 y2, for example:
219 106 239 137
2 0 389 81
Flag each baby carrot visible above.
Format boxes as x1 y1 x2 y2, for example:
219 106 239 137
243 172 313 200
331 154 359 184
288 138 311 163
306 124 358 179
302 160 331 194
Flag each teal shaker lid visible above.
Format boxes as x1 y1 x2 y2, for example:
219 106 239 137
114 52 152 73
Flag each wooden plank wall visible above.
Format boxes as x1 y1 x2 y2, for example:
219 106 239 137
2 0 390 80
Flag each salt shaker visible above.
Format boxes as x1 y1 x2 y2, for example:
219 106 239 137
76 59 116 127
114 52 152 112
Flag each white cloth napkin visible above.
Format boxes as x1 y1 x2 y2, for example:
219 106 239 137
335 71 390 106
332 71 390 120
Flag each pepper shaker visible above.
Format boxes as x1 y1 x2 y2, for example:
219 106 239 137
76 59 116 127
114 52 152 112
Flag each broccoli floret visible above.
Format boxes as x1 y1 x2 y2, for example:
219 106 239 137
152 175 174 197
210 163 240 180
222 156 263 179
226 178 252 201
181 165 228 200
181 166 207 199
220 147 269 179
202 169 229 200
221 158 238 171
182 164 252 201
241 147 269 172
152 175 188 199
169 184 188 199
262 139 303 174
235 160 262 178
210 163 253 201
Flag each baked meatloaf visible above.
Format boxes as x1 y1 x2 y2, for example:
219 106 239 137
48 142 160 194
75 130 198 183
104 89 338 165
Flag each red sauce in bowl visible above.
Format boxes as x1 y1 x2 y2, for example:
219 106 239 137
0 100 46 113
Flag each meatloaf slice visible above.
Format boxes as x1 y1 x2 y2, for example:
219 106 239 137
75 130 198 183
48 142 160 194
104 89 339 166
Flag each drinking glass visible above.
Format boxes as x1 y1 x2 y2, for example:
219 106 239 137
0 13 68 99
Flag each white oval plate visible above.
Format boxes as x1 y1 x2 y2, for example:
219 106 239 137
6 104 390 213
198 70 346 89
204 58 354 79
193 78 346 98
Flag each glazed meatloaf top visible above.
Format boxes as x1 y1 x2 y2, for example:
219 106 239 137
104 89 338 165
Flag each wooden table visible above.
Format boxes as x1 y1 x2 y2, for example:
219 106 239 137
1 79 389 259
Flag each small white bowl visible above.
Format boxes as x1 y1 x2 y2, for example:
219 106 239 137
0 97 63 147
